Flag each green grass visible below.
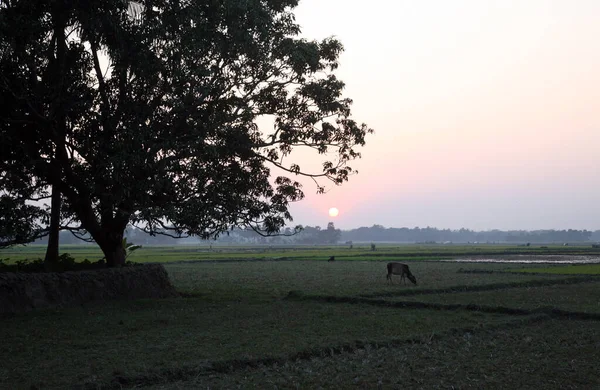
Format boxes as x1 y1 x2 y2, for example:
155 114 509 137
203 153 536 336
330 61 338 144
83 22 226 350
0 298 510 389
164 261 576 300
1 257 599 389
515 263 600 275
147 319 600 390
2 243 600 264
385 281 600 313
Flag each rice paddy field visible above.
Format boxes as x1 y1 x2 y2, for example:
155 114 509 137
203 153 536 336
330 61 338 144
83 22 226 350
1 244 600 389
3 242 600 264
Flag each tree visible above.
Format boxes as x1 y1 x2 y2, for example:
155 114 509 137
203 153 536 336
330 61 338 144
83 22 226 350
0 138 50 247
321 222 341 244
43 186 61 265
1 0 143 265
0 196 46 247
0 0 372 267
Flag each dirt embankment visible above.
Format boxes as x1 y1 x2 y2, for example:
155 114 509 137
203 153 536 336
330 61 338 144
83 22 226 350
0 264 179 315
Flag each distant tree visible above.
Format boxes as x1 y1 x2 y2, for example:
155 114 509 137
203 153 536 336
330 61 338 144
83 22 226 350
295 225 321 244
320 222 341 244
0 0 372 266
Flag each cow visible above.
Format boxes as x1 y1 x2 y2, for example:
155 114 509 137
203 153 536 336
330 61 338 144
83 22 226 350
328 256 335 262
386 262 417 285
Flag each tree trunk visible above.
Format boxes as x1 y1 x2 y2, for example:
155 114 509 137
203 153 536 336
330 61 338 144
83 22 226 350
44 184 61 269
44 7 65 270
99 231 126 267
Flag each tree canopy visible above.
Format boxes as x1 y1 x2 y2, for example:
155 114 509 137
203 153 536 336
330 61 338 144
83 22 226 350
0 0 372 266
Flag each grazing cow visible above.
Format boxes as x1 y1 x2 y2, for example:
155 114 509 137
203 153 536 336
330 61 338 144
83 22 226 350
386 262 417 285
328 256 335 262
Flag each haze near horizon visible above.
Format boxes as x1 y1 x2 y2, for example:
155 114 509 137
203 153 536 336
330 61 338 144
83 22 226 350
282 0 600 231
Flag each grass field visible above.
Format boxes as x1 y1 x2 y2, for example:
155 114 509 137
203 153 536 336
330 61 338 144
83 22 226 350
2 243 600 264
515 263 600 275
165 261 581 301
147 319 600 390
386 281 600 313
1 245 600 389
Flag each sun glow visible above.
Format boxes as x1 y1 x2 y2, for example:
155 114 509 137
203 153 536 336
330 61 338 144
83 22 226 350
328 207 339 217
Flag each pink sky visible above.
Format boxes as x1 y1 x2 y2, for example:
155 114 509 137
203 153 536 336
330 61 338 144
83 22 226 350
275 0 600 230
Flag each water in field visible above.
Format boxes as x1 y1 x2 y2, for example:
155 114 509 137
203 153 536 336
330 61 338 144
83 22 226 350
445 255 600 264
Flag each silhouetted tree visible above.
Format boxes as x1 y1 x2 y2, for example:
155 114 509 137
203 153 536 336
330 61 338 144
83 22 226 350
0 123 50 248
0 0 372 266
0 196 46 247
321 222 341 244
339 226 593 244
43 186 61 267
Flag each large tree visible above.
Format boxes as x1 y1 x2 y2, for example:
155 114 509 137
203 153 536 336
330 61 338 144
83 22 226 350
0 134 50 248
0 0 372 267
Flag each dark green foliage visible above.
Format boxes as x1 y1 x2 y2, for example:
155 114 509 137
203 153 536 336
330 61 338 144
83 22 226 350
292 222 342 244
0 0 372 266
342 225 595 243
322 222 342 244
122 237 141 259
0 252 137 272
0 253 74 272
0 196 47 247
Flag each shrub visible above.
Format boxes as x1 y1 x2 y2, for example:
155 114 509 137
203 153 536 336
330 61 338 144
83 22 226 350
0 254 140 273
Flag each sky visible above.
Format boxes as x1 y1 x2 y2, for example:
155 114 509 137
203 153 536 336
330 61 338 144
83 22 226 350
276 0 600 231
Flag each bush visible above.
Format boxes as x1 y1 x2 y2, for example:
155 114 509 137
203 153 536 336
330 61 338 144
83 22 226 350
0 254 139 273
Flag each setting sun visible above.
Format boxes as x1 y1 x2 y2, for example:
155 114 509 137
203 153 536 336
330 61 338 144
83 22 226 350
328 207 339 217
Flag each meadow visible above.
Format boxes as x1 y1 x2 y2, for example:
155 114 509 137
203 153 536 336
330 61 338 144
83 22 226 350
1 244 600 389
3 242 600 264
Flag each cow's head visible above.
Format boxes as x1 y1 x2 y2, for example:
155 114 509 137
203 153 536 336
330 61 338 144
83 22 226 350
407 274 417 285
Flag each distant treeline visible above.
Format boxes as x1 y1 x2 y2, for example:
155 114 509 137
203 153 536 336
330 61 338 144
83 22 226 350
31 224 600 246
339 225 599 244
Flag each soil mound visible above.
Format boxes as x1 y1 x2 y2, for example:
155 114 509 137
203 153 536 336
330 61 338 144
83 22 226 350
0 264 179 315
